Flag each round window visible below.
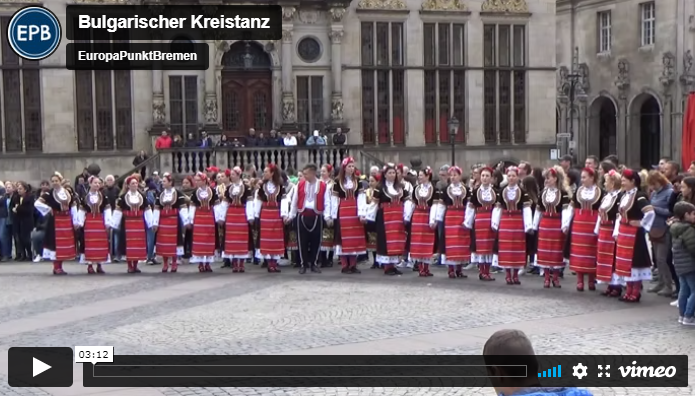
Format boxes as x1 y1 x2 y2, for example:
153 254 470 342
297 37 321 63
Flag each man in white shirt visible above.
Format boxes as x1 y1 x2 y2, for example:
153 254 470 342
283 132 298 147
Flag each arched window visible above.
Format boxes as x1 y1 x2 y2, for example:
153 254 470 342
0 17 43 152
74 38 133 151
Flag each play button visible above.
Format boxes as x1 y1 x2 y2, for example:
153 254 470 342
8 347 73 387
33 357 51 377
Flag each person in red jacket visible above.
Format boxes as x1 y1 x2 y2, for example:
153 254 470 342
154 131 172 150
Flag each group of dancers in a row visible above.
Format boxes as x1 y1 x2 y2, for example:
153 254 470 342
35 159 653 302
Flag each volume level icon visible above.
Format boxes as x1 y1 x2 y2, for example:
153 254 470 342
538 365 561 378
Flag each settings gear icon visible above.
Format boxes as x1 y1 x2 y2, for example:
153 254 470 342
572 363 588 379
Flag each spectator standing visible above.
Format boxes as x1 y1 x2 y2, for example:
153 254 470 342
332 128 346 146
669 202 695 325
185 133 198 147
217 134 231 147
257 132 268 146
245 128 258 147
11 182 34 262
267 130 282 146
145 179 159 266
283 132 297 146
647 171 674 297
306 130 326 146
154 130 172 150
171 134 183 148
199 131 213 148
0 182 11 261
133 150 148 179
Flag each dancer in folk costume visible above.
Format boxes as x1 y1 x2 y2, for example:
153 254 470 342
407 167 443 277
396 163 415 269
492 166 534 285
467 167 498 281
595 169 623 296
216 171 231 268
613 169 655 302
565 167 603 291
111 174 154 274
284 175 299 264
364 163 409 275
440 166 473 279
76 176 111 274
35 172 80 275
319 164 335 267
152 173 188 273
257 164 290 273
330 157 368 274
289 164 332 274
189 172 219 272
533 167 572 288
216 167 254 273
364 174 380 268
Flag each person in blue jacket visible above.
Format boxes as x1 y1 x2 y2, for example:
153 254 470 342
484 329 593 396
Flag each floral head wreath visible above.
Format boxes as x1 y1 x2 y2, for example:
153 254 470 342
546 167 557 177
506 166 519 175
324 164 333 174
162 172 173 183
422 166 433 177
87 175 101 184
480 166 494 175
267 163 278 173
608 169 618 177
195 172 209 183
53 171 64 182
583 167 595 177
342 157 354 167
125 174 139 186
228 167 242 177
448 166 462 175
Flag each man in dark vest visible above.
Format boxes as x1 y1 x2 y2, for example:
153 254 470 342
288 164 331 274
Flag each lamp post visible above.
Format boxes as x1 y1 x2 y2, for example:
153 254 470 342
448 116 460 166
565 73 581 157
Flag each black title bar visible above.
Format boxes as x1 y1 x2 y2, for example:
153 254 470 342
66 5 282 41
66 42 209 71
82 355 688 388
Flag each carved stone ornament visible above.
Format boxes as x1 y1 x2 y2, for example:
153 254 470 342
480 0 528 13
330 7 347 23
556 66 569 96
614 58 630 94
329 30 344 45
204 97 218 124
282 7 296 22
577 63 590 95
659 52 676 88
421 0 467 11
357 0 408 10
282 96 296 123
282 29 292 44
680 50 694 91
298 10 325 24
331 97 344 122
152 98 166 125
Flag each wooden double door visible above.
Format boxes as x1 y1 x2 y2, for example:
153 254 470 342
222 71 272 136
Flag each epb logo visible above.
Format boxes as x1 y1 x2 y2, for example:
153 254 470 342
7 6 61 61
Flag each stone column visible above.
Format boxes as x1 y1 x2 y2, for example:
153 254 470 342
280 7 297 130
202 40 221 134
328 7 346 131
150 39 166 136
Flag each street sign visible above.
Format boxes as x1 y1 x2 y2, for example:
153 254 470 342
556 133 571 138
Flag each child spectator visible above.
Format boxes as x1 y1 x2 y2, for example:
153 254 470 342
669 201 695 325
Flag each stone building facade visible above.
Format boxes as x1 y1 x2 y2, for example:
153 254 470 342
556 0 695 168
0 0 557 183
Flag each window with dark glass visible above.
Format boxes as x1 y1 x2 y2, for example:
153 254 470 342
169 76 198 141
423 23 466 145
483 24 527 145
0 17 43 152
360 21 405 145
74 37 133 151
296 76 324 134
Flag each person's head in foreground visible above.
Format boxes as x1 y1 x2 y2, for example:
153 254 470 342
483 329 593 396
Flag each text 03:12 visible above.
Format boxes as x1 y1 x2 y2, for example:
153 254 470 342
78 350 109 359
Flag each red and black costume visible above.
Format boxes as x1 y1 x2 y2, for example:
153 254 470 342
152 187 189 273
595 188 622 296
533 184 571 288
440 177 473 279
289 177 331 272
330 173 368 274
566 181 603 291
468 182 498 280
492 183 533 285
364 186 378 254
189 182 219 272
112 188 153 273
35 186 79 275
254 178 289 272
217 178 254 273
406 179 442 277
77 189 112 274
613 175 654 302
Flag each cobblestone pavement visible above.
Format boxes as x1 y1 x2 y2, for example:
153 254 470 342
0 262 690 395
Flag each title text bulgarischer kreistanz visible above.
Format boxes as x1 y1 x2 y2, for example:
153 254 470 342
78 14 271 32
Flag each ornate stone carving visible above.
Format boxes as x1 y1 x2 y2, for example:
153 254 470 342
282 29 293 44
556 66 569 96
659 52 676 89
421 0 467 11
298 10 325 24
282 6 296 22
330 7 347 23
577 63 590 95
357 0 407 10
152 98 166 125
614 58 630 96
680 50 694 92
329 30 344 45
480 0 528 13
204 97 218 124
331 97 344 122
282 96 296 123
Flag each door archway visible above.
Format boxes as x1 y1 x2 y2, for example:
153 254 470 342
588 95 617 160
629 93 661 169
221 41 272 137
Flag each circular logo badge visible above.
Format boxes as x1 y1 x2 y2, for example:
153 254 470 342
7 6 61 61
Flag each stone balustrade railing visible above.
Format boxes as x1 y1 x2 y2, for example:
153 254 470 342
157 146 361 178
